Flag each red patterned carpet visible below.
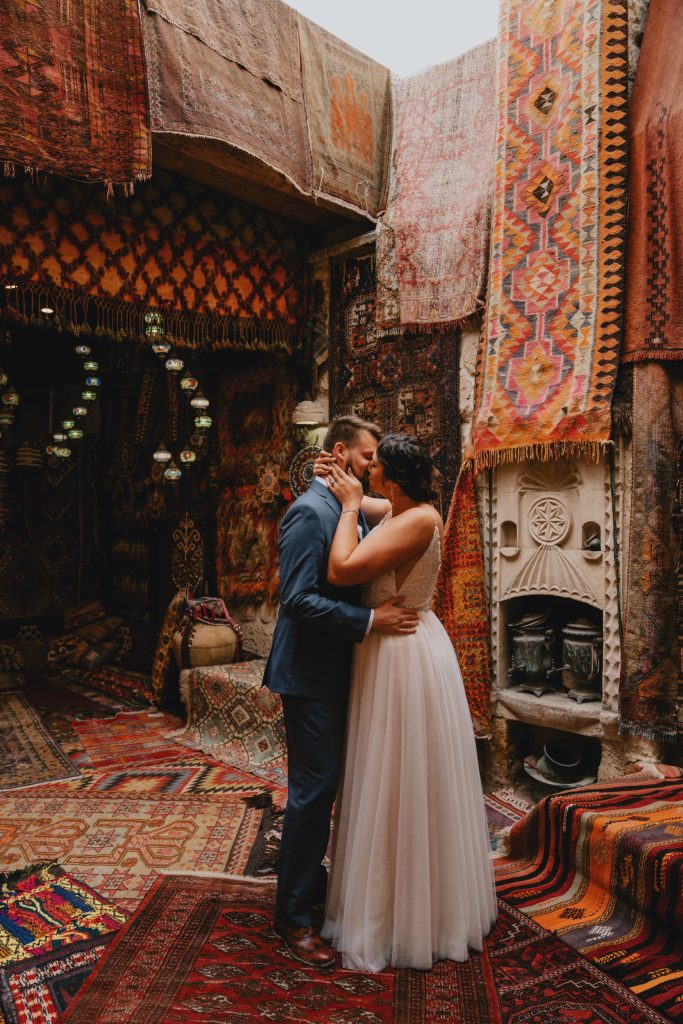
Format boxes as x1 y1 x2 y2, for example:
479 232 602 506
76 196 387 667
59 875 668 1024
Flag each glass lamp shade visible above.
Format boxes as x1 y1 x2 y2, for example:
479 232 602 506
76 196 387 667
52 432 68 442
62 419 75 430
164 460 182 481
67 428 84 440
152 443 172 463
179 449 196 464
83 361 99 372
144 310 165 338
72 406 88 417
45 445 57 455
4 283 17 291
0 411 15 427
81 390 97 402
179 375 199 393
0 368 8 388
190 390 209 409
165 357 184 373
40 305 54 315
152 340 171 356
2 387 20 407
75 344 91 356
194 414 212 430
85 376 101 387
53 447 72 458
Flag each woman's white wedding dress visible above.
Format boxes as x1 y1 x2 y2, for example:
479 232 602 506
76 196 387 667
322 515 497 972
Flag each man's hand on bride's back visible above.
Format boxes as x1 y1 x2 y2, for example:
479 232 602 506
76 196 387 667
372 596 419 635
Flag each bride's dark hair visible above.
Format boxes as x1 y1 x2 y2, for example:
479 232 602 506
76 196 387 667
376 433 435 503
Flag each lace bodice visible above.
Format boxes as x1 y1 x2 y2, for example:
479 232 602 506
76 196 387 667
362 513 442 612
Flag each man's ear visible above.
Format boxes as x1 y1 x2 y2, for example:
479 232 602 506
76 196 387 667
332 442 346 465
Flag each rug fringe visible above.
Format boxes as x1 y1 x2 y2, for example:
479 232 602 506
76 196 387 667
0 861 59 888
617 721 679 743
621 349 683 363
158 870 276 885
0 275 301 354
469 440 612 474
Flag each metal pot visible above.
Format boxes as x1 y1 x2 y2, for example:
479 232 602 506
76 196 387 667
561 618 602 692
508 611 556 683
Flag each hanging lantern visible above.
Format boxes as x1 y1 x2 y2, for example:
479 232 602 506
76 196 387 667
40 305 54 315
81 389 97 402
165 357 184 374
179 449 196 464
144 310 165 339
194 413 212 430
62 419 75 430
85 376 101 387
45 444 57 455
53 446 72 458
190 390 209 410
4 283 17 291
152 340 171 356
67 428 84 440
0 368 8 388
179 374 199 393
164 460 182 481
75 344 91 356
0 410 14 427
83 361 99 372
52 432 68 442
73 406 88 417
2 387 20 407
152 443 172 463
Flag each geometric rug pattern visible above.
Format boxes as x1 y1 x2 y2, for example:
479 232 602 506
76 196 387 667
0 792 261 912
495 776 683 1021
59 875 668 1024
0 692 79 791
470 0 629 468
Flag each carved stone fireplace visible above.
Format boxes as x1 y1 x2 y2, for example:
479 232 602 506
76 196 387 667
485 456 646 790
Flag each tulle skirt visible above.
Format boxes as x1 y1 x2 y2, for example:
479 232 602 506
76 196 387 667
322 610 497 972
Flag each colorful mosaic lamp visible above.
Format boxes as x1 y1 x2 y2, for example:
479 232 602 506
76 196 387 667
153 442 172 463
164 459 182 481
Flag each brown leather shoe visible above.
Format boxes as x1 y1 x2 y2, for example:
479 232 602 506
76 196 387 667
273 921 336 969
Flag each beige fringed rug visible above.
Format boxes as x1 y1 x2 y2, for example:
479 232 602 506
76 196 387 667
376 40 497 334
0 692 79 791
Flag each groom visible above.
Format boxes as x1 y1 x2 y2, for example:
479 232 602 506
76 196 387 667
263 415 418 968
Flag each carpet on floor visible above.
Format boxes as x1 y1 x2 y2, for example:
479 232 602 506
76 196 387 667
0 792 261 912
36 756 276 800
0 692 79 790
71 710 188 770
59 875 668 1024
495 775 683 1020
0 864 126 967
0 933 113 1024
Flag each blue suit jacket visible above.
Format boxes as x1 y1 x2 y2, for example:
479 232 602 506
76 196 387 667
263 478 371 701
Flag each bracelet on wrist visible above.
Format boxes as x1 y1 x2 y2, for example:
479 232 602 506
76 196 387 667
341 508 360 515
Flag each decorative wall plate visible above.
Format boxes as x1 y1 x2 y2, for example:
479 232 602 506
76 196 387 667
289 445 322 498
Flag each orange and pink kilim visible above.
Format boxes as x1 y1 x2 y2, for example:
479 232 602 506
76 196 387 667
469 0 629 470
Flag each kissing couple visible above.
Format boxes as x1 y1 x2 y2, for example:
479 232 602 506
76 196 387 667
263 415 496 973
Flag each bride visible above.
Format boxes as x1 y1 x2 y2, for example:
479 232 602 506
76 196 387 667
317 433 496 973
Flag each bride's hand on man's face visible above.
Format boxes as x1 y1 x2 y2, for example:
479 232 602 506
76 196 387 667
328 462 363 509
313 450 335 477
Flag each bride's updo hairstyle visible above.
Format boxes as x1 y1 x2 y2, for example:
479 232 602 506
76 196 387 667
376 433 435 503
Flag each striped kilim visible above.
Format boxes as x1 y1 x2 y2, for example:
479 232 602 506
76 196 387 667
495 775 683 1021
468 0 629 469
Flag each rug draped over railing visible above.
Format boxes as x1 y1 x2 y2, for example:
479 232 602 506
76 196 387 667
468 0 629 470
495 775 683 1022
140 0 311 194
620 362 683 741
622 0 683 363
216 364 298 605
298 15 392 219
0 171 306 352
376 40 497 335
0 0 150 189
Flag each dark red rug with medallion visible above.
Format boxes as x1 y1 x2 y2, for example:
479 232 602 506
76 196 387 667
59 875 669 1024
